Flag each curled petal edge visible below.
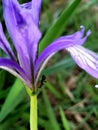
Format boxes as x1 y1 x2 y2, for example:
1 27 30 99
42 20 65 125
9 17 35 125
35 27 91 80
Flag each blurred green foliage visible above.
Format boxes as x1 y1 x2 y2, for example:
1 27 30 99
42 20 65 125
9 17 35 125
0 0 98 130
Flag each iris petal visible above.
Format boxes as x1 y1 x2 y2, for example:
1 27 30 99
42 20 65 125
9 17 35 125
0 58 32 88
21 0 42 26
35 27 91 79
2 0 31 77
67 45 98 78
32 0 42 26
21 2 32 10
2 0 41 79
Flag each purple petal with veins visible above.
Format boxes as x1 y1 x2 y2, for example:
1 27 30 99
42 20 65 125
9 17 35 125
67 45 98 78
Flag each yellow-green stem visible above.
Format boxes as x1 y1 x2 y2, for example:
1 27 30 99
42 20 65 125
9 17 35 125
30 94 37 130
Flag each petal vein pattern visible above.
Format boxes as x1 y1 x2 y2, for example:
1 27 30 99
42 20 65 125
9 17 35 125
67 45 98 78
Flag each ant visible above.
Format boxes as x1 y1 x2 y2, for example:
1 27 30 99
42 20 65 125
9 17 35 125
39 75 46 88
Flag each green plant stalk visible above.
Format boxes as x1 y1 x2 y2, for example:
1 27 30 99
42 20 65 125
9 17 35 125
30 94 37 130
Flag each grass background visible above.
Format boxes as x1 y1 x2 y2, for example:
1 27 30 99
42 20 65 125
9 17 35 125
0 0 98 130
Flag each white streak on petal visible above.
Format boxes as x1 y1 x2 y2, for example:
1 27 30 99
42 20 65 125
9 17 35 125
0 66 25 82
0 66 32 88
67 45 98 78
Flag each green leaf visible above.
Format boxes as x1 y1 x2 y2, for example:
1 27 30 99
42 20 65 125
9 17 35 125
0 79 26 122
42 88 61 130
39 0 81 53
59 107 71 130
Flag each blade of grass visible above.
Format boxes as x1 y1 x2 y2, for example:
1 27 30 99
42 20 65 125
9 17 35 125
42 88 61 130
39 0 81 53
59 107 71 130
0 79 26 122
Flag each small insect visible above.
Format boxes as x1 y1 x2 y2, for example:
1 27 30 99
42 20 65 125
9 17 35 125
39 75 46 88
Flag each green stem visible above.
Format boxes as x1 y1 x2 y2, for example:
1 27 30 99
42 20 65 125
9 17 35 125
30 93 38 130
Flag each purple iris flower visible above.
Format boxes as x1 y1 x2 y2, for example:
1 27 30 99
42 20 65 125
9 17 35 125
0 0 93 89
